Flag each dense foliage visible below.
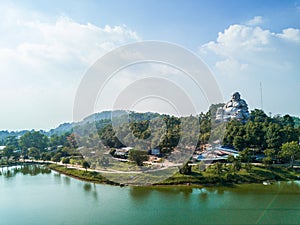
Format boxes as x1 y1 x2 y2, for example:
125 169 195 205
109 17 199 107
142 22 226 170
223 110 299 152
1 108 299 167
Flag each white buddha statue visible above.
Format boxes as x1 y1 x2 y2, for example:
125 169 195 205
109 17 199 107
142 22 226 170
216 92 249 122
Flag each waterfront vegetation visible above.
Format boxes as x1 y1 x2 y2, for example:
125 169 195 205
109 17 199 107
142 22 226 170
2 163 299 188
161 163 300 186
41 163 300 186
47 164 117 185
1 108 300 186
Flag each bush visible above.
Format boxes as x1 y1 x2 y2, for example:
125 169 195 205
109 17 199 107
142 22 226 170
128 149 148 166
179 162 191 175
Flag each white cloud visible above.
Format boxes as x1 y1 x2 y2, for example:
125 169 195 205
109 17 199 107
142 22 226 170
202 24 272 56
199 21 300 117
276 28 300 42
0 4 140 130
215 58 248 76
200 23 300 73
1 16 140 69
246 16 264 26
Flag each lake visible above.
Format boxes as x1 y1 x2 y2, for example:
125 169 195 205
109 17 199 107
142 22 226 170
1 165 300 225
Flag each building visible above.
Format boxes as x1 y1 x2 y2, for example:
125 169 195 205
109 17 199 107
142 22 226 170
150 148 160 156
196 146 239 162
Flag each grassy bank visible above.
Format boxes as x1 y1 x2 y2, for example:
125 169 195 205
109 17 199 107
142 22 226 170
48 164 118 185
47 163 300 187
158 164 300 186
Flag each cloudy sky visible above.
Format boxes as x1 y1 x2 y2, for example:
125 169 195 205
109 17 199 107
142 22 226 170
0 0 299 131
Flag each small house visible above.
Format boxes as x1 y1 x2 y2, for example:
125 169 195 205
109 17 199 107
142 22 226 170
150 148 160 156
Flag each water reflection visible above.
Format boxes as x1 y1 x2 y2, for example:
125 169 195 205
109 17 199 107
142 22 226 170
0 164 51 178
64 176 71 186
53 172 62 184
197 181 300 197
129 182 300 203
129 187 152 201
182 188 193 200
276 181 300 193
84 183 92 192
199 191 208 201
82 182 98 200
92 184 98 200
216 188 225 195
2 169 14 178
129 186 194 202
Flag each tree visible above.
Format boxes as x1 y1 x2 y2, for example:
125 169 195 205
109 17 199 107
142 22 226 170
263 149 276 168
214 162 223 175
223 120 244 148
82 160 90 171
249 109 268 123
5 136 19 149
49 132 72 149
41 152 51 161
279 141 300 168
62 157 70 167
281 125 298 144
281 114 295 127
19 131 49 155
2 146 15 160
244 162 252 172
244 121 266 149
233 159 242 172
66 133 78 148
233 136 246 151
265 124 283 150
130 120 151 140
98 124 125 148
28 147 40 160
128 149 149 166
52 153 62 164
239 148 252 163
227 155 235 163
179 162 192 175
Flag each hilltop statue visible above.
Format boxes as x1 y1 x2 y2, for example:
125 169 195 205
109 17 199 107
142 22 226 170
216 92 250 123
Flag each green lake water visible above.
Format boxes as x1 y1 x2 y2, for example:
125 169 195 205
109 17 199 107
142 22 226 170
0 165 299 225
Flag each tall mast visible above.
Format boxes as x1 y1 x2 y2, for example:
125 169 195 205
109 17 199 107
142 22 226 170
260 82 263 110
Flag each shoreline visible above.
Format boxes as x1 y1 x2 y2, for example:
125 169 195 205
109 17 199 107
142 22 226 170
47 164 118 186
46 163 300 187
2 162 299 187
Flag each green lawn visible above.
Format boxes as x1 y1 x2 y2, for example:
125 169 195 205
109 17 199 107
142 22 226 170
158 164 300 186
48 163 300 186
48 164 117 185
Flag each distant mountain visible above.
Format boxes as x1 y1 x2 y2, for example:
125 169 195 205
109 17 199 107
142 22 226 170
79 110 127 125
46 110 152 136
0 110 142 141
46 123 73 136
1 110 299 141
1 110 299 143
0 130 29 141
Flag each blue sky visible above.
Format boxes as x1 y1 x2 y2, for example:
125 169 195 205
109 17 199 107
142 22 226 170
0 0 299 130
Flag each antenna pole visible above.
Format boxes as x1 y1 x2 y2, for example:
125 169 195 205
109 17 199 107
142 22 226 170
260 82 263 110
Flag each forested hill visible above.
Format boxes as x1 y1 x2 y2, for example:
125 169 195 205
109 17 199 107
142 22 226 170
0 110 159 142
0 130 28 144
1 108 300 168
1 108 299 147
